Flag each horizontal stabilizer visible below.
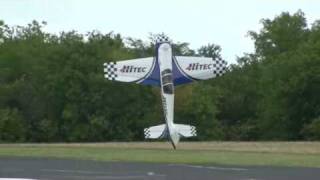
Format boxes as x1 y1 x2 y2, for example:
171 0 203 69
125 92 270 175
144 124 167 139
175 124 197 137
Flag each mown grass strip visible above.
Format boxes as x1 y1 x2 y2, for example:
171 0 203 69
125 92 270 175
0 142 320 168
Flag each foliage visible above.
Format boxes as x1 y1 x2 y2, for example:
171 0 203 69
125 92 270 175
0 10 319 142
302 117 320 140
0 108 26 142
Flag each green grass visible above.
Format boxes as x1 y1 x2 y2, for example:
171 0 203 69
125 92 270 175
0 142 320 167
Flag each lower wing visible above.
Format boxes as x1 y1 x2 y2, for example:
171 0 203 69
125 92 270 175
103 57 160 86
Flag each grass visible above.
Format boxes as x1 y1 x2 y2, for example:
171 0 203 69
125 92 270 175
0 142 320 167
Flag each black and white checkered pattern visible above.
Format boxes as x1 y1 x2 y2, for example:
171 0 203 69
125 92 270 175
156 35 170 43
144 128 151 138
103 62 117 80
190 126 197 136
212 59 228 77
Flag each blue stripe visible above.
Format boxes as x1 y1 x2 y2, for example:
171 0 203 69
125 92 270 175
140 62 160 86
140 43 194 86
172 57 193 86
140 43 161 86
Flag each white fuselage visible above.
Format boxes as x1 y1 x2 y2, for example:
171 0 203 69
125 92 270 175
157 43 180 148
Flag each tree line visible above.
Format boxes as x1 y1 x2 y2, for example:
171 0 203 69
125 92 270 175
0 10 319 142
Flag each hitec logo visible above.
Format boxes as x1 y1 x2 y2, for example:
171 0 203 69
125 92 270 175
120 66 146 73
186 63 214 71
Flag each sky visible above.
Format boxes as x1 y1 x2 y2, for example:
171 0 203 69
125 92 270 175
1 0 320 63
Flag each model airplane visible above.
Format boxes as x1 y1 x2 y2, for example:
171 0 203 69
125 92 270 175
103 37 227 149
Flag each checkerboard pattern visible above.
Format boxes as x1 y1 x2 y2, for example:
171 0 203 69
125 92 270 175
144 128 151 138
103 62 117 80
156 35 170 43
212 59 228 77
190 126 197 136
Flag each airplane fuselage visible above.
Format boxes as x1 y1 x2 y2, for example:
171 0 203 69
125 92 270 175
104 39 227 149
157 43 180 148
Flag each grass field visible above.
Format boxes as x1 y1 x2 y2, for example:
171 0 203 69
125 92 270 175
1 142 320 167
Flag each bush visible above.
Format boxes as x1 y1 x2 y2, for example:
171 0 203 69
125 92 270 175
0 108 26 142
302 117 320 140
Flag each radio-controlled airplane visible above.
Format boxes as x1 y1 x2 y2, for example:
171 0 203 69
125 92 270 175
104 37 227 149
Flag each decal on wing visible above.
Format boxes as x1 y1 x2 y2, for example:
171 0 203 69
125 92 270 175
173 56 227 83
104 57 160 86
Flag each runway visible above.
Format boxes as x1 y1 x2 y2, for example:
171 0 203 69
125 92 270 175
0 157 320 180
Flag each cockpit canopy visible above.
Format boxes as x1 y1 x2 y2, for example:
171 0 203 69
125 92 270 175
161 69 173 94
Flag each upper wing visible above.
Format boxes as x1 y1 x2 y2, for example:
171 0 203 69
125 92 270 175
103 57 160 86
173 56 227 85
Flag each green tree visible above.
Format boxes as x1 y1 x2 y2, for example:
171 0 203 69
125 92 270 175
0 108 26 142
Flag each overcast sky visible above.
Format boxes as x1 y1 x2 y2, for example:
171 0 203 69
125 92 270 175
1 0 320 63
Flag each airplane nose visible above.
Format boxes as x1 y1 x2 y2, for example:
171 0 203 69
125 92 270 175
160 43 170 51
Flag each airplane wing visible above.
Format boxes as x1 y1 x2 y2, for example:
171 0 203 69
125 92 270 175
173 56 227 85
103 57 160 86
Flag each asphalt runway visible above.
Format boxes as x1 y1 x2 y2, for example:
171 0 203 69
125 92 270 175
0 157 320 180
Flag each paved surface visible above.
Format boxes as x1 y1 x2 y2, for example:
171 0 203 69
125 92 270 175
0 157 320 180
